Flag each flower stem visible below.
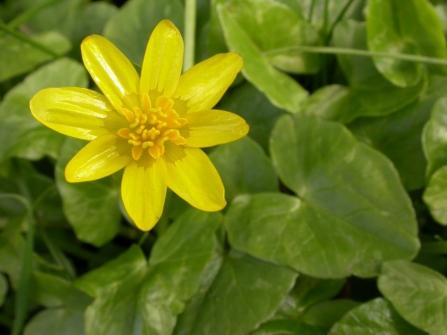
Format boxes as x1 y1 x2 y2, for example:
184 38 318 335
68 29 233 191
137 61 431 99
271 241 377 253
183 0 197 72
263 45 447 67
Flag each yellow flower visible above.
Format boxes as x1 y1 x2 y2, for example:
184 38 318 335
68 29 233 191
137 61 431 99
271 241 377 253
30 20 248 231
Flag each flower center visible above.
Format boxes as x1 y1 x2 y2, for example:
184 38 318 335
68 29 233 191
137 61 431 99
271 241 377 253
117 94 187 160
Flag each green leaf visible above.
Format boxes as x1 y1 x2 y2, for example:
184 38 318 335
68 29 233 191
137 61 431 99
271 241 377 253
221 0 320 74
424 166 447 225
348 75 447 190
0 58 88 163
23 272 92 335
76 210 221 335
216 0 308 113
423 97 447 178
0 159 63 222
225 114 419 278
103 0 184 66
0 273 8 308
176 251 297 335
367 0 447 87
250 319 326 335
209 137 278 202
329 298 427 335
302 300 359 331
269 114 419 276
0 31 71 82
23 309 85 335
309 20 425 123
217 82 285 151
55 138 121 247
378 260 447 335
275 275 345 318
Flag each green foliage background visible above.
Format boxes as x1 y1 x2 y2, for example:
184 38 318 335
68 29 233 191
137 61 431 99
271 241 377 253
1 0 447 334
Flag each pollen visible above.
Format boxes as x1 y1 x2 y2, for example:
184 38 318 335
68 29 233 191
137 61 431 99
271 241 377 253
118 94 187 160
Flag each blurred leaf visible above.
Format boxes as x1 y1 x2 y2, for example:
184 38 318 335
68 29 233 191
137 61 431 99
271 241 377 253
0 160 63 222
367 0 447 87
103 0 184 66
76 210 221 335
176 250 297 335
292 0 359 36
217 82 285 151
329 298 427 335
423 97 447 178
0 31 71 82
225 114 419 278
209 137 278 202
24 271 91 335
275 275 345 318
349 75 447 190
17 0 117 60
0 58 88 163
216 0 308 113
378 261 447 335
250 319 325 335
0 273 7 307
302 300 359 330
424 166 447 225
309 20 425 123
55 138 121 247
23 308 85 335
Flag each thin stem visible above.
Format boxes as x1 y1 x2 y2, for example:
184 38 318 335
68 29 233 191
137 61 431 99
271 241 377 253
263 45 447 67
0 194 34 335
0 22 60 58
7 0 62 29
183 0 197 72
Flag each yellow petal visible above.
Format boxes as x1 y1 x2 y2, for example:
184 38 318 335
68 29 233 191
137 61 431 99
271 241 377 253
65 134 132 182
121 157 167 231
174 53 243 113
140 20 184 98
163 144 226 211
30 87 126 140
181 110 249 147
81 35 140 111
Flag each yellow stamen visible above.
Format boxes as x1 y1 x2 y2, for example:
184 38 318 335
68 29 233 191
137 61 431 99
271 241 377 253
118 94 188 160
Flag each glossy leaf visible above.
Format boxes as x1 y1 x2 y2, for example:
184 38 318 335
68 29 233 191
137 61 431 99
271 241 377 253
349 75 447 190
176 251 297 335
378 260 447 335
225 114 419 278
217 82 285 151
269 114 418 277
0 31 71 82
76 210 221 335
424 166 447 225
55 138 122 247
209 137 278 202
329 298 427 335
0 58 88 163
367 0 447 87
423 97 447 178
103 0 184 66
23 309 85 335
216 0 308 113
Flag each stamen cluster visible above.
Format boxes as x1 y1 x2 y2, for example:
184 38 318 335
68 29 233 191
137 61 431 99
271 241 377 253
117 94 187 160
